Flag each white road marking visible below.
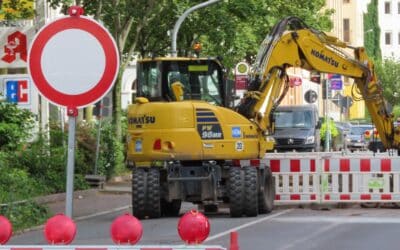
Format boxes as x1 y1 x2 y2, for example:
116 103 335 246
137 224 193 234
75 205 131 221
274 216 400 224
277 222 340 250
205 209 293 242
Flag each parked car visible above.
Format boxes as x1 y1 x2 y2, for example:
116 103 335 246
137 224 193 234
272 105 321 152
346 124 373 152
363 123 400 152
332 121 351 151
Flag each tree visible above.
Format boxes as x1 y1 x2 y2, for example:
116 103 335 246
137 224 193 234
364 0 381 60
0 0 34 20
46 0 333 172
374 58 400 106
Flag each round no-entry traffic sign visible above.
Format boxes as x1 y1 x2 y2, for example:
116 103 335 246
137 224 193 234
28 13 119 108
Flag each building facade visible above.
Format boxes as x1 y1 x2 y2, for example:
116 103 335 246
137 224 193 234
280 0 369 121
378 0 400 59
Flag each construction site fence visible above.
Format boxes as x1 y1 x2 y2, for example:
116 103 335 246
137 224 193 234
261 151 400 204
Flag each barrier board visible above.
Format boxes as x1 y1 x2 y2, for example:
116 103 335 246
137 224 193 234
241 152 400 204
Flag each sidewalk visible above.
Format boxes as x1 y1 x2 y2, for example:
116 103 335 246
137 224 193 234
41 177 132 220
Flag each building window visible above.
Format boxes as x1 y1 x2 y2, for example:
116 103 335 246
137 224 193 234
343 0 350 3
385 2 391 14
398 2 400 14
343 18 350 42
385 32 392 45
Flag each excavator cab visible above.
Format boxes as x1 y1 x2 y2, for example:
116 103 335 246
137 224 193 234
136 57 236 108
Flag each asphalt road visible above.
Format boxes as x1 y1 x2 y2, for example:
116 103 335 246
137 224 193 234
9 200 400 250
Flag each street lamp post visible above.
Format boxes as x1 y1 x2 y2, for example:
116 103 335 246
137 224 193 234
171 0 221 57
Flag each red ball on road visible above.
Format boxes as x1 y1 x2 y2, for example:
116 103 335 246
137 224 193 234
178 210 210 244
110 213 143 245
44 214 76 244
0 216 12 244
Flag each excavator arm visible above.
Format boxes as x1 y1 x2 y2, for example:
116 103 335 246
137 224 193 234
237 16 399 151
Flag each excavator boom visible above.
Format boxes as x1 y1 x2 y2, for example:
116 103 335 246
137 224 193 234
237 16 397 150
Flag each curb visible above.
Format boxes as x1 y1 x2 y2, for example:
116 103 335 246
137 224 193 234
35 189 99 205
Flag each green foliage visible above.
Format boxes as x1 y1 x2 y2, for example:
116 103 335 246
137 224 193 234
0 162 41 202
0 0 35 20
0 201 49 232
364 0 381 60
0 103 34 150
95 118 127 178
320 118 338 141
5 133 89 194
392 106 400 119
0 153 50 232
373 58 400 106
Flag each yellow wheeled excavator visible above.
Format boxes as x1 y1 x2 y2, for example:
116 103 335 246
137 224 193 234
126 16 399 218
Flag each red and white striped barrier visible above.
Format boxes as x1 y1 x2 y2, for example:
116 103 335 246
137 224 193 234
239 152 400 204
0 246 226 250
322 156 400 203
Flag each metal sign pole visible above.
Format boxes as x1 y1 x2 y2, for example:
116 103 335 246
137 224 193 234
94 99 103 175
325 79 330 152
65 108 78 218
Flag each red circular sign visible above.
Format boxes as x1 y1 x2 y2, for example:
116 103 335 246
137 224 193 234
28 16 119 108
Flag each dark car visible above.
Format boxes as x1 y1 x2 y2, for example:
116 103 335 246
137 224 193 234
333 121 351 151
272 105 321 152
346 124 373 152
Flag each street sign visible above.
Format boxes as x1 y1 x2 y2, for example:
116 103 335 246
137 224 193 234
235 75 248 90
28 10 119 109
310 71 321 83
27 6 119 219
329 74 342 90
304 89 318 104
0 27 35 68
289 76 302 87
235 62 249 75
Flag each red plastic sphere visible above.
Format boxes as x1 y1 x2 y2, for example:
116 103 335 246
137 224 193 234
44 214 76 245
178 210 210 244
110 213 143 245
0 216 12 244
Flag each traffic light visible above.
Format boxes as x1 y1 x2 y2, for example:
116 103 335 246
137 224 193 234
321 79 332 100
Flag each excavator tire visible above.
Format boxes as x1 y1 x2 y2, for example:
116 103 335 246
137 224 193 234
161 199 182 217
258 167 275 214
147 168 161 218
132 167 147 219
229 167 244 217
244 166 258 217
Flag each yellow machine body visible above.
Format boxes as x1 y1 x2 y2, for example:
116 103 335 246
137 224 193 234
127 100 267 162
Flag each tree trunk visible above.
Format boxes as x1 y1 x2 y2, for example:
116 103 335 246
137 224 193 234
112 69 123 141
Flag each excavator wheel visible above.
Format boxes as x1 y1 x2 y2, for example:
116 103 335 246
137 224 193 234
228 167 244 217
131 167 161 219
147 168 161 218
131 167 147 219
258 167 275 214
161 199 182 217
243 166 259 217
